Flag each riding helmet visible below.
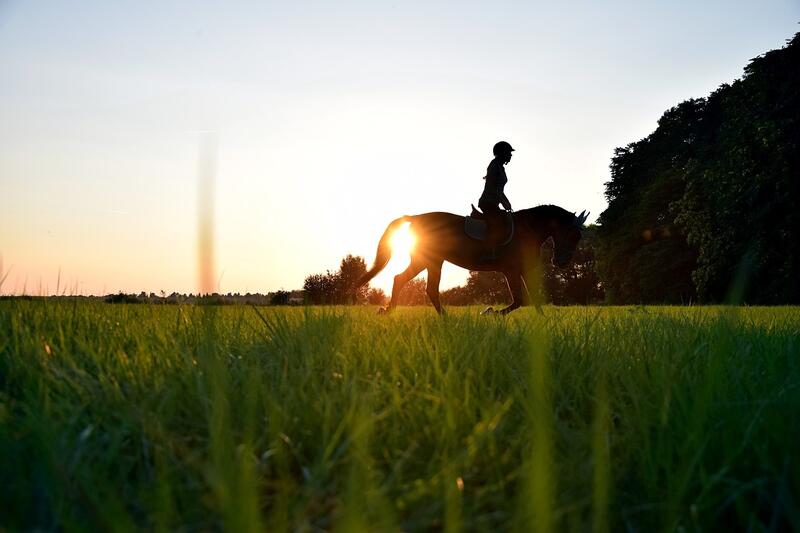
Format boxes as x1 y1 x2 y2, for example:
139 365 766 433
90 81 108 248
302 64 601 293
493 141 514 156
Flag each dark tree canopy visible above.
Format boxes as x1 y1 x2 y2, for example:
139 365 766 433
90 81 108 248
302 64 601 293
597 32 800 304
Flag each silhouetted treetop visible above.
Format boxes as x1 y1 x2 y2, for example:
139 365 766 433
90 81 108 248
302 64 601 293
597 32 799 304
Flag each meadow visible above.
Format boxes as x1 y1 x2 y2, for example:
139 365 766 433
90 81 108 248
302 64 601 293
1 301 798 531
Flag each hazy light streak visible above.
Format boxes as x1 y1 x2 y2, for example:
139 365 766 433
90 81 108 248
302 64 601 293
197 133 217 295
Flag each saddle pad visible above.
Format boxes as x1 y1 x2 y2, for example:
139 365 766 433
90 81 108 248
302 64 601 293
464 213 515 244
465 217 488 241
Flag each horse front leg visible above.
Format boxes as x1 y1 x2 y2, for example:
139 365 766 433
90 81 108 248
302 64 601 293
498 271 524 315
520 275 544 315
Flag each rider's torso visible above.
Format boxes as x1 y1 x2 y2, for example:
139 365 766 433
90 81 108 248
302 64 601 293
479 159 507 206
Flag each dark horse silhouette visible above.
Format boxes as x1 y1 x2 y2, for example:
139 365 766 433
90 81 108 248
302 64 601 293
358 204 589 315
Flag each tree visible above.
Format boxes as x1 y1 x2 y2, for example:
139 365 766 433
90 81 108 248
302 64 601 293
303 271 339 304
303 254 370 305
464 271 510 304
395 277 428 305
595 99 702 303
544 225 605 304
440 285 472 306
595 32 800 304
269 290 290 305
366 287 387 305
336 254 369 304
673 33 800 302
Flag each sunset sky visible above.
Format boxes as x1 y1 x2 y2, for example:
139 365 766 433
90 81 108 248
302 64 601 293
1 1 797 295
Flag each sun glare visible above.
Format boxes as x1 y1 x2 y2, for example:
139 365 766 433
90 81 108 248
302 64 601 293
390 223 416 257
370 222 417 289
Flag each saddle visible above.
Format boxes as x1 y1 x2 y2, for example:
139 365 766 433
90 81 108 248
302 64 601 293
465 204 514 244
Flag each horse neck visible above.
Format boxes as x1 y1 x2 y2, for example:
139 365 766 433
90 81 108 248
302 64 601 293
516 210 553 243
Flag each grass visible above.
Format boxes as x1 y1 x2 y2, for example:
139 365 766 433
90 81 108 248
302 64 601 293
1 301 799 531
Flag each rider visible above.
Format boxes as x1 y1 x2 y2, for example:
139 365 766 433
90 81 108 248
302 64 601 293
478 141 514 260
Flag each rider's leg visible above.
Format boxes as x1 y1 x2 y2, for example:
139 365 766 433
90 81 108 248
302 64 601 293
478 201 502 261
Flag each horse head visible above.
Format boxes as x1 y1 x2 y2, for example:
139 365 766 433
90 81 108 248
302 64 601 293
551 209 589 267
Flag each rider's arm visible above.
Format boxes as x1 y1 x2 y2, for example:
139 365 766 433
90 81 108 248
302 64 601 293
500 192 512 211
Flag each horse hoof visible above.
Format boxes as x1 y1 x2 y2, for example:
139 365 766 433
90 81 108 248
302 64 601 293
480 307 495 315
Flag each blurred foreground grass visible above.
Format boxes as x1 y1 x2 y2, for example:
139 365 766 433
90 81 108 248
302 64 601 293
1 301 798 531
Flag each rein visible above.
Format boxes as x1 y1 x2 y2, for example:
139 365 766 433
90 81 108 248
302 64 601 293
500 212 516 246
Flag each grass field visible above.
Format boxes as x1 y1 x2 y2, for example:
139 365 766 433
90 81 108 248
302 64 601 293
1 301 798 531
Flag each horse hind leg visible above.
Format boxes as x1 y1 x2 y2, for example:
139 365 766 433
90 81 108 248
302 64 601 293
385 259 425 312
425 261 444 315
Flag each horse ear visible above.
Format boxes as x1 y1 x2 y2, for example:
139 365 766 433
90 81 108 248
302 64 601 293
574 210 589 227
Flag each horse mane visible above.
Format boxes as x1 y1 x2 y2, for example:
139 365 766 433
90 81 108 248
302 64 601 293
518 204 575 225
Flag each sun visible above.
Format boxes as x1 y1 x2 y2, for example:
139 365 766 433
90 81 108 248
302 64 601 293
390 222 416 257
372 222 417 284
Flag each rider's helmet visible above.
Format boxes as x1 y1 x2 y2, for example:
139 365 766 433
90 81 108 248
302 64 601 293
493 141 514 156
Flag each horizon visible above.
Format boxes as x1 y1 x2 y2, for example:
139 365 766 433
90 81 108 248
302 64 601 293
1 1 798 296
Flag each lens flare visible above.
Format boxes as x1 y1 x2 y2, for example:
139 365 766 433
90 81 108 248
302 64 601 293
389 223 416 257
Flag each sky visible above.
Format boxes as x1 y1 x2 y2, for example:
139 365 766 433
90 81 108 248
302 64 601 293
1 1 798 295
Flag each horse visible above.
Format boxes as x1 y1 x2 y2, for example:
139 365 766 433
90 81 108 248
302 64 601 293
358 205 589 315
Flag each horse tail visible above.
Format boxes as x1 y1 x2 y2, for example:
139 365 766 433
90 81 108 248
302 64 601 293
358 215 411 287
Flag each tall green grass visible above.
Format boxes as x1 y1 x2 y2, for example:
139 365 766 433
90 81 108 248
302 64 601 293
1 302 798 531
